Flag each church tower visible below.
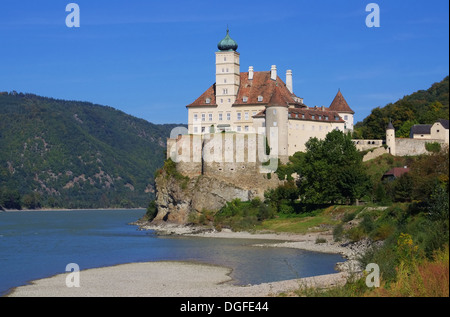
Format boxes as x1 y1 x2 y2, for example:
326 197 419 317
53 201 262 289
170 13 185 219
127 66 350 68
215 29 240 105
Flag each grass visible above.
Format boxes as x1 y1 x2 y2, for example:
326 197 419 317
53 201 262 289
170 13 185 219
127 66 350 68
254 207 348 234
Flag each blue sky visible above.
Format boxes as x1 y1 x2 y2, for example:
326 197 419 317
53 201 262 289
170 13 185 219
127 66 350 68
0 0 448 124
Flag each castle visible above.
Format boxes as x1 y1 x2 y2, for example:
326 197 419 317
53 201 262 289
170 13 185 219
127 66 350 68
168 29 449 172
185 29 354 163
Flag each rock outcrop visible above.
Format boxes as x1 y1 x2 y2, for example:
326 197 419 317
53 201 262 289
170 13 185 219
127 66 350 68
151 162 281 225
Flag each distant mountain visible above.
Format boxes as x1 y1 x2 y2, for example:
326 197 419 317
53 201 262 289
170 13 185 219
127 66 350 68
0 91 183 209
354 76 449 139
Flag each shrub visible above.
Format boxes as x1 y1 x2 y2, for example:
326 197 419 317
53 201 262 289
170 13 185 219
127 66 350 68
333 223 344 242
342 211 356 222
146 200 158 221
315 237 327 244
425 142 441 153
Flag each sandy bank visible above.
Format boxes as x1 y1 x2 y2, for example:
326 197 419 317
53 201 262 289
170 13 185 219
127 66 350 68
7 261 348 297
8 223 368 297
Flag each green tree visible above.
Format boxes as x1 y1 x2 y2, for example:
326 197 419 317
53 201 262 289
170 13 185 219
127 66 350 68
22 192 41 209
0 187 22 210
297 130 370 205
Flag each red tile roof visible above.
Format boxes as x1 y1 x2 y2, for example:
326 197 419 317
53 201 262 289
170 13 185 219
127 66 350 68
186 84 218 107
186 71 301 108
383 167 410 178
288 107 345 123
252 107 345 123
329 90 354 114
234 72 300 106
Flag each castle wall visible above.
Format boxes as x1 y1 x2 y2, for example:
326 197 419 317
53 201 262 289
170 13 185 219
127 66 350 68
288 120 344 154
353 139 385 151
167 132 278 183
394 138 446 156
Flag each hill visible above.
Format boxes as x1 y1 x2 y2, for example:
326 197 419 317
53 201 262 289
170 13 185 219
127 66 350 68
354 76 449 139
0 91 182 209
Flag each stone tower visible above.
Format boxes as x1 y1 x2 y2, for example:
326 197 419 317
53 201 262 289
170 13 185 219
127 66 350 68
386 121 396 155
215 29 240 105
265 85 289 164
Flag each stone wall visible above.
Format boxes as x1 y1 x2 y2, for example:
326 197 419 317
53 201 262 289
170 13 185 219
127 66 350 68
353 139 384 151
167 132 277 181
394 138 446 156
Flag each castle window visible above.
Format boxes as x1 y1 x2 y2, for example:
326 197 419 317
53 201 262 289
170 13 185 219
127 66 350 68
312 115 315 120
237 126 241 132
226 68 229 72
227 113 231 121
302 114 305 119
224 57 227 61
273 122 277 127
237 113 242 121
258 96 263 102
295 114 298 118
325 116 329 120
201 113 206 121
244 126 249 132
288 113 291 118
222 68 224 72
224 78 227 83
209 113 213 121
220 99 223 103
344 115 348 120
244 112 249 120
318 115 322 120
252 111 257 116
219 113 223 121
201 127 205 133
194 114 198 122
273 109 277 115
228 98 231 103
223 88 228 94
243 96 248 103
194 127 198 133
205 98 211 104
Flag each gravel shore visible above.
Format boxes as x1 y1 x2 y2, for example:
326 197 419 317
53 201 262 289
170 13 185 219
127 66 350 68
7 224 368 297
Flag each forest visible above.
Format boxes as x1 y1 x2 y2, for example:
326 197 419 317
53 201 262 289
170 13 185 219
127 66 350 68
354 76 449 139
0 91 182 210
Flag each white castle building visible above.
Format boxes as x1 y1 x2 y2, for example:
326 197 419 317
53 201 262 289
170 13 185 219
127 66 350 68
186 29 355 161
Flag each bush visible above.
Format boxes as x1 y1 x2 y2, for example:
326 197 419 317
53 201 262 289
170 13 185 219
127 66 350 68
146 200 158 221
346 226 366 242
333 223 344 242
425 142 441 153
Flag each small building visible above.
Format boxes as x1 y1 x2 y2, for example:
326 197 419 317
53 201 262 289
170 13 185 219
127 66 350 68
410 119 449 143
382 166 410 182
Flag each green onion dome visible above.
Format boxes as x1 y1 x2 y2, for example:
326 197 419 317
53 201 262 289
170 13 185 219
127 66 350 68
217 29 238 51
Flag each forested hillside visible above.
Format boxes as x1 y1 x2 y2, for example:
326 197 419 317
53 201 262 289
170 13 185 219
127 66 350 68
354 76 449 139
0 91 182 209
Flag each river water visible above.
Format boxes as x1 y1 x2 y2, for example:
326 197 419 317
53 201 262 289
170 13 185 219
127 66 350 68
0 209 343 296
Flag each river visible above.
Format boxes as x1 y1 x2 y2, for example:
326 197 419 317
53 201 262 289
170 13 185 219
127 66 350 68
0 209 343 296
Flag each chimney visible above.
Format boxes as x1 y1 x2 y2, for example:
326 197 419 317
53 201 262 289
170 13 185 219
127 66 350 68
286 70 293 93
270 65 277 80
248 66 254 80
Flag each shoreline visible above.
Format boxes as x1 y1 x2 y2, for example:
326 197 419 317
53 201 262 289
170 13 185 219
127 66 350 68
7 222 369 297
1 208 146 212
7 260 349 297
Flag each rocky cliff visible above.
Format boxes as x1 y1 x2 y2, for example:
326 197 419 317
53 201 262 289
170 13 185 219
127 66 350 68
151 160 281 225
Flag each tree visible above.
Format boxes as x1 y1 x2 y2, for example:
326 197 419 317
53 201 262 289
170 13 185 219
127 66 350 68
0 187 22 210
297 130 370 205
